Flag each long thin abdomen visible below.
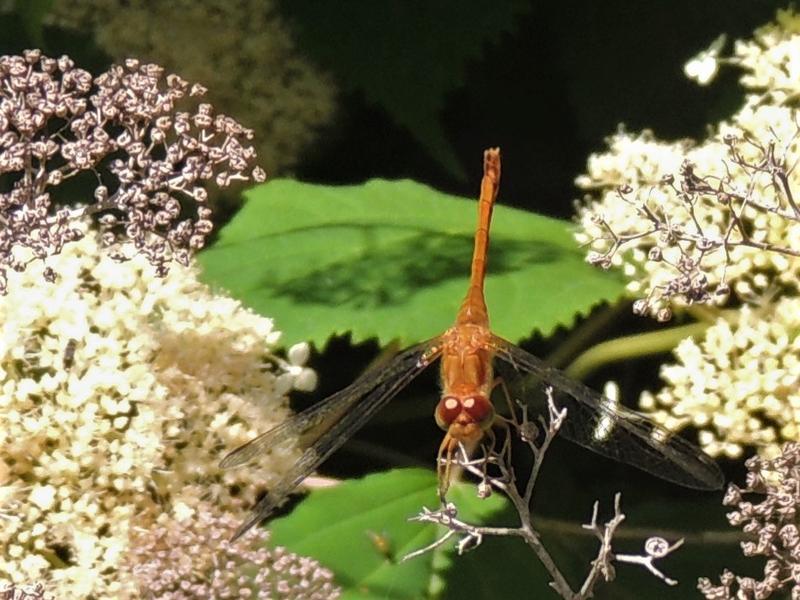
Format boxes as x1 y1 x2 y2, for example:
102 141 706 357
456 148 501 326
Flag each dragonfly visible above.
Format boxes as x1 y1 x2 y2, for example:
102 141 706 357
221 148 723 541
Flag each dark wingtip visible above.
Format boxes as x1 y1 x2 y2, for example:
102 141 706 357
228 492 281 543
684 452 725 491
219 453 237 469
229 512 261 543
708 463 726 491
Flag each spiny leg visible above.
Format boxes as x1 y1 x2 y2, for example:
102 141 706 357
437 434 457 499
492 376 522 429
490 376 518 468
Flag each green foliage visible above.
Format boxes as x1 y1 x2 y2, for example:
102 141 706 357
199 178 625 347
268 468 532 599
269 469 441 599
267 469 741 599
282 1 530 179
437 512 552 599
15 0 51 47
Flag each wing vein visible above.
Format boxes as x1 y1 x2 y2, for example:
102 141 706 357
489 334 723 490
227 339 441 540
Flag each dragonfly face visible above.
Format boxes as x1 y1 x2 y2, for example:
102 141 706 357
434 320 496 493
434 393 494 441
434 389 495 496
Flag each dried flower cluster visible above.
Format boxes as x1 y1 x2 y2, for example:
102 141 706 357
0 230 316 598
0 582 50 600
575 9 800 320
698 442 800 599
0 50 265 294
639 297 800 460
129 502 340 599
47 0 337 176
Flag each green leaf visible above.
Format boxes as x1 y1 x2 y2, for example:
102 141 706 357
439 506 552 600
283 2 529 178
199 178 625 347
268 469 507 599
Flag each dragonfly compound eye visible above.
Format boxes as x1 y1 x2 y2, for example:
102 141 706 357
462 396 494 430
435 396 461 430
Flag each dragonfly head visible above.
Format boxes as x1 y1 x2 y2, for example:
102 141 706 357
435 394 494 497
435 394 494 443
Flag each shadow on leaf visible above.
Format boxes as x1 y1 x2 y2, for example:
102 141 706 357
268 225 568 309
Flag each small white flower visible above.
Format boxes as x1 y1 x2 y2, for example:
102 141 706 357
20 553 48 574
288 341 310 365
294 367 318 392
173 501 195 521
685 34 727 85
685 53 719 85
29 485 56 510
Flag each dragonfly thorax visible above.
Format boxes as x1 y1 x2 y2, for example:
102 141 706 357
440 325 494 388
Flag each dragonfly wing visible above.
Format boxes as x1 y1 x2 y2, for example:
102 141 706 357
221 339 440 469
220 390 350 469
227 338 441 541
489 334 723 491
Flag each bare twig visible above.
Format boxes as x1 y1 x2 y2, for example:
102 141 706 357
404 388 688 599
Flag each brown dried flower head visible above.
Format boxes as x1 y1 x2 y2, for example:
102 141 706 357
0 582 51 600
699 442 800 599
0 50 265 293
128 503 341 599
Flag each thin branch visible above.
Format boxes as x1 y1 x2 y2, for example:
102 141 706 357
404 387 691 599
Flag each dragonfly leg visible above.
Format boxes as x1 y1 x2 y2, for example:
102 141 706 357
485 416 517 489
437 434 458 499
491 376 522 428
490 376 523 472
481 428 496 482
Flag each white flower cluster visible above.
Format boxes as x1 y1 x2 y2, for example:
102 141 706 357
734 9 800 102
640 297 800 460
575 9 800 319
0 229 315 598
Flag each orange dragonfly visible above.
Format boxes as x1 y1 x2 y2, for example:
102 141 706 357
221 148 723 541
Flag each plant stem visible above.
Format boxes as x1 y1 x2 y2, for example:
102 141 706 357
545 300 628 369
563 321 712 381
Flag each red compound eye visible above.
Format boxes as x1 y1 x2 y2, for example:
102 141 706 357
462 396 494 429
435 396 461 430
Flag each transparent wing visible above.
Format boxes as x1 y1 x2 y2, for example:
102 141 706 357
223 338 441 541
489 334 723 491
